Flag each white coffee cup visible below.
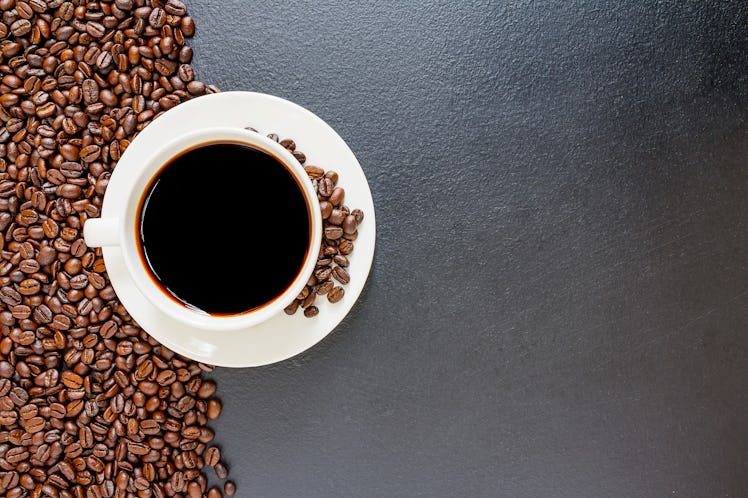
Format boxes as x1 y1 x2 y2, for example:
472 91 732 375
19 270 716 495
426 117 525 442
83 126 322 332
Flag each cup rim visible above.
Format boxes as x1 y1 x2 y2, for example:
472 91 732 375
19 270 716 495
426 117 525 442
118 126 322 331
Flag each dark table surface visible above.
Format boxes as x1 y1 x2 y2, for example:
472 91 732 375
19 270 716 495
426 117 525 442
186 1 748 496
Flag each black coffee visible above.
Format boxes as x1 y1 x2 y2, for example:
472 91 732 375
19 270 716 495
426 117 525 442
138 141 311 315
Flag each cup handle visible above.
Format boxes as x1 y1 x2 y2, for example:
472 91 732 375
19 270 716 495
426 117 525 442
84 218 120 247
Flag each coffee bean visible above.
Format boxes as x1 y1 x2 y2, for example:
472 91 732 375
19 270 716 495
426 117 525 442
284 300 300 315
214 462 228 479
332 267 350 285
29 0 46 13
0 410 18 425
165 0 187 15
16 1 34 18
11 19 32 37
351 208 364 224
23 416 45 433
79 144 101 162
6 447 29 464
81 79 99 105
338 239 354 255
305 165 324 178
149 8 166 28
324 226 344 240
329 187 345 206
127 441 149 456
315 267 332 282
206 399 222 420
318 177 334 197
86 21 105 38
61 371 83 389
320 201 333 219
195 380 215 399
157 370 176 386
178 64 194 82
187 80 206 95
19 278 40 295
224 481 237 496
0 286 21 306
342 214 359 234
327 286 345 303
288 150 305 164
204 446 220 466
328 209 345 226
316 281 334 295
304 306 319 317
279 138 295 151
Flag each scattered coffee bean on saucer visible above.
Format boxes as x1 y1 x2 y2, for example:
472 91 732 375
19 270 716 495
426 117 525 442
260 134 364 318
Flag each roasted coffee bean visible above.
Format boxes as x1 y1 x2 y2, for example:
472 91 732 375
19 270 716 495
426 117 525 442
332 266 350 284
329 187 345 206
166 0 187 16
23 416 45 433
328 286 345 303
206 399 222 420
318 177 334 197
157 370 176 386
149 8 166 28
315 267 332 282
86 21 105 38
0 286 21 306
11 19 32 37
338 239 354 255
320 201 333 219
61 371 83 389
81 79 99 105
224 481 237 496
197 380 216 399
304 306 319 317
79 144 101 163
204 446 220 466
213 461 228 479
279 138 295 151
351 208 364 224
292 150 306 163
19 278 40 295
324 226 344 240
343 214 358 234
127 441 149 456
284 300 300 315
316 281 334 295
0 410 17 425
304 165 324 178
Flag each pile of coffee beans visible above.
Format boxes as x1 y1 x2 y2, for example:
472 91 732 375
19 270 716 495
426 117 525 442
0 0 234 496
265 135 364 319
0 0 365 495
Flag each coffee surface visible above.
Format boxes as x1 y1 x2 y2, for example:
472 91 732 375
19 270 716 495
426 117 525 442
139 142 310 315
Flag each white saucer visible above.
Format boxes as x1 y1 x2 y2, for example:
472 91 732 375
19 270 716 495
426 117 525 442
100 92 376 367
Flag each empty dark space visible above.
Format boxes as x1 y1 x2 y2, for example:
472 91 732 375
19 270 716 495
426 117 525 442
187 1 748 496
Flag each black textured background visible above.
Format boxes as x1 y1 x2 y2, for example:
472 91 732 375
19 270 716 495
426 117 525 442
186 1 748 496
